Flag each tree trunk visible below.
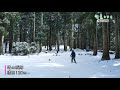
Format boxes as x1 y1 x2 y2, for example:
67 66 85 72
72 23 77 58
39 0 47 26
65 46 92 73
70 15 74 50
57 30 60 51
70 22 74 50
20 23 22 42
9 21 13 54
86 29 90 51
73 32 77 49
101 22 110 60
79 32 82 49
46 32 49 50
75 34 77 48
9 31 13 53
5 41 8 53
93 22 97 56
33 12 35 42
49 15 52 51
114 14 120 59
39 40 42 52
0 32 3 55
23 29 27 42
70 29 74 50
77 25 80 48
91 33 94 50
64 25 67 51
108 16 111 50
39 12 44 52
41 12 43 26
49 26 52 51
83 35 86 49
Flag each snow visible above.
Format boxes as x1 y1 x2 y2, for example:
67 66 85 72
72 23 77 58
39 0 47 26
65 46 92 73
0 45 120 78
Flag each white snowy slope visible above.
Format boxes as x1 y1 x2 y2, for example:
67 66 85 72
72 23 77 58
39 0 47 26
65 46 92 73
0 45 120 78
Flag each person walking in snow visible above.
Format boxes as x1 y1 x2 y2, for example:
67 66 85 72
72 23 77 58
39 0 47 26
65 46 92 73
70 50 77 63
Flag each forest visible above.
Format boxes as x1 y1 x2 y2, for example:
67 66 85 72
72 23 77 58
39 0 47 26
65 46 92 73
0 12 119 60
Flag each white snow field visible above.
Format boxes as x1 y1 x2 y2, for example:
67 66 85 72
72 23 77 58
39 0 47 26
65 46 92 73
0 45 120 78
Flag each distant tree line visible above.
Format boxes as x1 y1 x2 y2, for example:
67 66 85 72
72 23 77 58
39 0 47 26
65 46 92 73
0 12 120 60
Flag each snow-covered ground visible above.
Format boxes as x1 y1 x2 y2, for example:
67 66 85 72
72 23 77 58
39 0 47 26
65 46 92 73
0 45 120 78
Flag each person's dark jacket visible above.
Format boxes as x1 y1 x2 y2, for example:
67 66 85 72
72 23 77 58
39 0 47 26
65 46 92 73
71 51 76 57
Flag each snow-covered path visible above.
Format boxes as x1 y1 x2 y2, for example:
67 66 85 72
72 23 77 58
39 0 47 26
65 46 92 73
0 47 120 78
